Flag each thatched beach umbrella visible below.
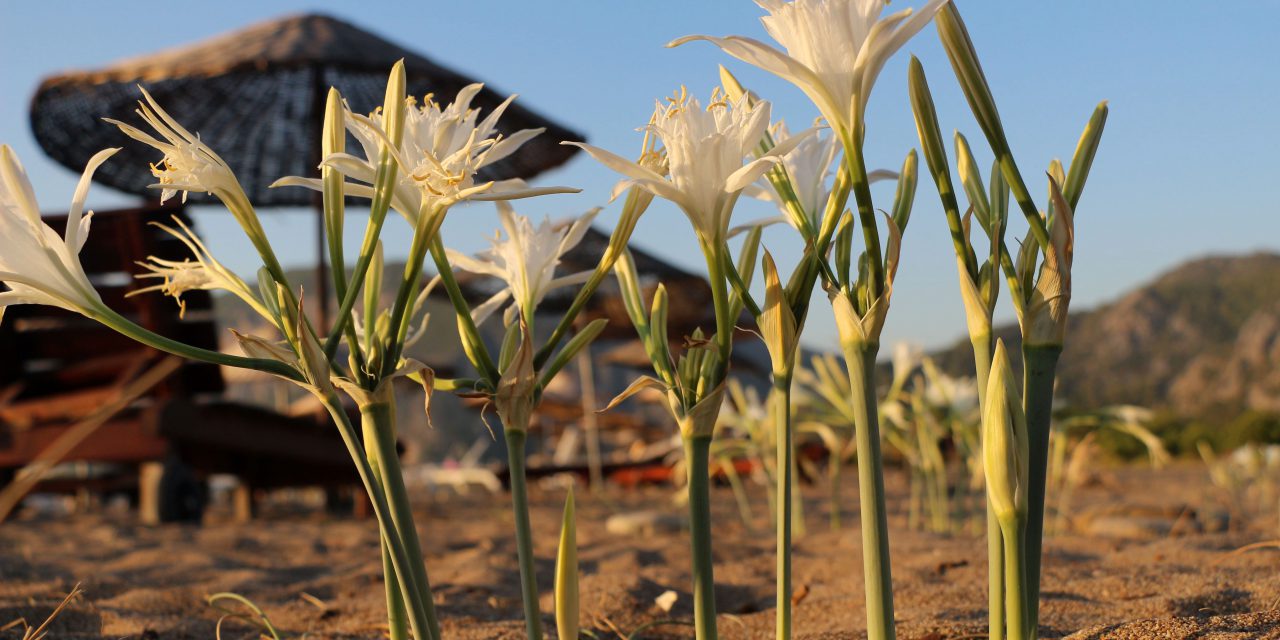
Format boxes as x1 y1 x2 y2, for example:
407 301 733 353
30 12 583 326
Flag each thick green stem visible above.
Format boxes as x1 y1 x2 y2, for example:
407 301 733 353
1022 345 1061 639
970 335 1004 640
505 429 545 640
362 411 409 640
363 397 442 640
684 435 719 640
1001 518 1028 640
772 374 794 640
318 395 434 640
380 543 409 640
845 346 895 640
988 502 1005 637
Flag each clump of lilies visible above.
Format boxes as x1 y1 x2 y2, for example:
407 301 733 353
0 1 1107 639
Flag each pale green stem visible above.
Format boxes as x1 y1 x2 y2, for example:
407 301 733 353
1022 345 1061 640
1001 518 1028 640
701 241 734 383
791 443 805 539
505 429 544 640
317 395 435 640
323 136 401 359
88 306 304 381
970 335 1003 640
845 345 895 640
384 205 444 376
380 543 409 640
362 410 409 640
772 373 794 640
429 237 500 381
534 185 647 370
684 435 719 640
363 396 442 640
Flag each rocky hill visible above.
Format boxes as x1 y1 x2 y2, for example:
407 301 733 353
934 253 1280 418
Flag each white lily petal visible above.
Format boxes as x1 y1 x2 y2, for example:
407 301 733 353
471 289 511 327
562 142 667 184
671 34 845 130
468 185 582 201
545 269 594 291
726 156 784 193
868 169 899 183
65 148 120 254
481 128 545 168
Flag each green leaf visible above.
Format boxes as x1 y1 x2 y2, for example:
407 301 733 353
955 132 992 233
1063 101 1109 211
613 250 650 336
891 149 920 238
364 241 384 350
498 319 522 373
936 2 1048 250
555 488 579 640
538 318 609 390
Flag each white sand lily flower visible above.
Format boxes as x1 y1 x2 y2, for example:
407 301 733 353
105 88 246 205
671 0 947 141
0 145 118 320
569 88 816 244
279 84 576 221
130 216 271 323
447 202 599 326
107 88 284 278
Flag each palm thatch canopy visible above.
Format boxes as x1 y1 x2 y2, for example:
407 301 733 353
30 13 583 206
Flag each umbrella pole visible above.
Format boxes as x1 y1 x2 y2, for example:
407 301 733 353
311 64 331 333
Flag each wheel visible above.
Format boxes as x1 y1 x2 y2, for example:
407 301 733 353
158 453 206 523
139 453 206 524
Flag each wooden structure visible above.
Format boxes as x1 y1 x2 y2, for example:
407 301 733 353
0 204 357 522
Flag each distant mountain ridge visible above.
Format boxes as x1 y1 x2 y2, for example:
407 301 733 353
933 252 1280 418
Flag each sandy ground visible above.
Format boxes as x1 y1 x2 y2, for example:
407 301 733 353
3 464 1280 639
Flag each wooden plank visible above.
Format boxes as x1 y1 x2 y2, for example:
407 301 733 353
0 387 125 427
0 414 167 467
158 400 348 464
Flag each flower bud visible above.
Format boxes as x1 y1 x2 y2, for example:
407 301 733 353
983 340 1029 523
1018 179 1074 348
494 322 538 432
759 251 798 375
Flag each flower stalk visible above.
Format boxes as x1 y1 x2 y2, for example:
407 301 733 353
930 6 1108 637
504 428 544 639
685 435 719 640
841 342 895 640
984 342 1030 640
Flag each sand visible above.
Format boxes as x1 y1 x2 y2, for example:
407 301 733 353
2 464 1279 639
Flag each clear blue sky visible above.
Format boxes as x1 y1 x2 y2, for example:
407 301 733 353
3 1 1278 350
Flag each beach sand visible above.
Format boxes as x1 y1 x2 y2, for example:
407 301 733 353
2 464 1278 639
